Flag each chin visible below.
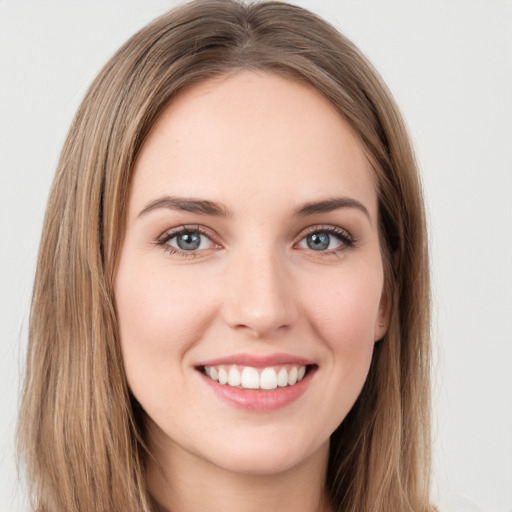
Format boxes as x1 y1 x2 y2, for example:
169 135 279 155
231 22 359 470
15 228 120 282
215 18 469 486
197 427 329 476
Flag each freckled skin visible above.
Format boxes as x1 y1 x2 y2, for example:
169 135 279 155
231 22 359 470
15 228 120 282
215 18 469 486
114 71 388 511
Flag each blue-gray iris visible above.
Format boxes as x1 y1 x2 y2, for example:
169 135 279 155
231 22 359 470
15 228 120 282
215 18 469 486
177 232 201 250
307 233 329 251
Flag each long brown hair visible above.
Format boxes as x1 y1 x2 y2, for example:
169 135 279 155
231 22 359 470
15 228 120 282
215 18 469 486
18 1 432 511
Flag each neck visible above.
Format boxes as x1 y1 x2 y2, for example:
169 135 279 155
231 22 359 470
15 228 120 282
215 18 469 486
147 426 332 512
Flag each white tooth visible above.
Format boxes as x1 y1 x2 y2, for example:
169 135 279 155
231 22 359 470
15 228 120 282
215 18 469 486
288 366 298 385
209 366 218 381
260 367 278 390
218 367 228 385
228 367 241 387
277 367 289 387
241 367 259 389
297 366 306 381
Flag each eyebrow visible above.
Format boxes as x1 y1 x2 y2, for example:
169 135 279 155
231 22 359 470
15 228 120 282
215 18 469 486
138 196 232 218
137 195 370 221
293 197 370 220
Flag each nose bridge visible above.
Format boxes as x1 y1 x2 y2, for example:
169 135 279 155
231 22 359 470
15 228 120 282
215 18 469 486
222 243 297 337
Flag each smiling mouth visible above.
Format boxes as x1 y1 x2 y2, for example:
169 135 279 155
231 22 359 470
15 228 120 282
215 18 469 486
200 364 314 390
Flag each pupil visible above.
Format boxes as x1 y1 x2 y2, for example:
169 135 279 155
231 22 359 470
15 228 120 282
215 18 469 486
177 232 201 250
307 233 329 251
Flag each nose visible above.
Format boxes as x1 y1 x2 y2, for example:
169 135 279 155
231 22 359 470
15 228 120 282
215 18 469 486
221 248 298 338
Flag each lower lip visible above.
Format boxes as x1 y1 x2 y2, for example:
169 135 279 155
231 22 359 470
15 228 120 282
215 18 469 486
198 368 315 412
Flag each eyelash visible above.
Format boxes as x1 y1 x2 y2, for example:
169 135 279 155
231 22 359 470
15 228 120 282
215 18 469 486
298 225 355 253
154 224 355 258
155 225 219 258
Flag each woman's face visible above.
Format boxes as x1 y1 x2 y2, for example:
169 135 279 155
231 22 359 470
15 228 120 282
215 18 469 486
115 71 388 476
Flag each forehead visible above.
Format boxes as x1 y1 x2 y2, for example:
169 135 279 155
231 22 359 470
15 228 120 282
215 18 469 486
130 71 377 218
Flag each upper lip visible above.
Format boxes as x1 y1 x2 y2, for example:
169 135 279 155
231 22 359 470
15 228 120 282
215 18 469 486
196 353 315 368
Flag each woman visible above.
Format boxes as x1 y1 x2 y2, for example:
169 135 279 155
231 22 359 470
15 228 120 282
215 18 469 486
18 1 433 511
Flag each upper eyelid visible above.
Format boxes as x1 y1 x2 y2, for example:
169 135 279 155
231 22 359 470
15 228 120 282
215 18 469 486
157 224 218 243
296 224 353 239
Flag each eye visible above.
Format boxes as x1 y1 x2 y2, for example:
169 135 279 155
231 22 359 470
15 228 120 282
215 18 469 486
157 226 219 255
297 226 354 252
169 231 211 251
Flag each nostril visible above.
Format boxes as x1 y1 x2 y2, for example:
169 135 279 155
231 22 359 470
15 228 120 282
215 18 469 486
220 264 299 337
223 304 298 338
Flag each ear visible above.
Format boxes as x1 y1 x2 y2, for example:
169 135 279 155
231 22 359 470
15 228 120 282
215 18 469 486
374 249 398 342
374 292 390 342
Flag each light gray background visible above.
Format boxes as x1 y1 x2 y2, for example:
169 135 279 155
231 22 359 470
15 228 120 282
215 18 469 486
1 1 511 511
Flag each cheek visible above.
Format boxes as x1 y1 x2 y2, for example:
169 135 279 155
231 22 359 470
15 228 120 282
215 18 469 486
114 263 220 395
116 265 215 347
287 264 384 437
300 264 383 360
